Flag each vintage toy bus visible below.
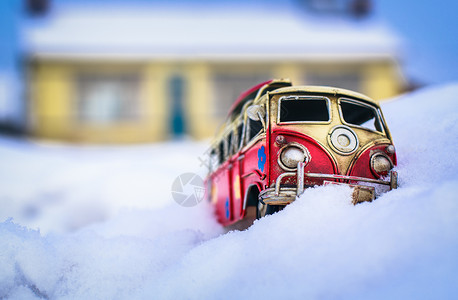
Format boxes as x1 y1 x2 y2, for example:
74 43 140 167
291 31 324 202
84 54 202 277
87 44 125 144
206 79 397 226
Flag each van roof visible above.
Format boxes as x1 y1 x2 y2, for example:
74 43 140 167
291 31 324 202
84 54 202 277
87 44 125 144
228 80 274 115
269 85 377 105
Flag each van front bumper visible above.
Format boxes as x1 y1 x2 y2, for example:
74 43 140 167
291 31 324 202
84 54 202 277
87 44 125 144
259 162 398 205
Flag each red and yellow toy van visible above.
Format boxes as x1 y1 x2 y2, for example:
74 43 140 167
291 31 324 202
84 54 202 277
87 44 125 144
206 79 397 226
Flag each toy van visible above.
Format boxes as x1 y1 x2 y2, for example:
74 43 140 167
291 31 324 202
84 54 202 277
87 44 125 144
206 79 397 226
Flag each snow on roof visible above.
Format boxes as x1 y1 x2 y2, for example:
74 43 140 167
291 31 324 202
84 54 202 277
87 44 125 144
24 4 401 61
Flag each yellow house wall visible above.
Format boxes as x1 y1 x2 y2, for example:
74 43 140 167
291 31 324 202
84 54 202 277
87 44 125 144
29 61 168 143
29 63 73 139
275 60 403 101
184 63 216 139
273 63 302 85
142 62 216 140
188 62 276 139
363 60 404 101
143 63 171 141
28 58 403 143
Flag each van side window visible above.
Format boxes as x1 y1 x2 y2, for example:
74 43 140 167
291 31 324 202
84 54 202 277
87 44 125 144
218 140 225 164
229 129 241 156
237 123 244 149
226 132 233 158
247 118 263 142
209 148 219 171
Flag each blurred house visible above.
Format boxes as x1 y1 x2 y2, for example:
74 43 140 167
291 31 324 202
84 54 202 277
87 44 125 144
24 1 405 143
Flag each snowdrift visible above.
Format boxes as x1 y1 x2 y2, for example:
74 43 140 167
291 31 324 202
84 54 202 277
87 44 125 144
1 83 458 299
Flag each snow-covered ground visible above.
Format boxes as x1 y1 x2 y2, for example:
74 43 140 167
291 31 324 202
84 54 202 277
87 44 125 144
0 138 212 233
1 83 458 299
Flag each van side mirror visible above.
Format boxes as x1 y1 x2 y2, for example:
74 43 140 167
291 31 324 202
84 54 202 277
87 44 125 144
246 105 265 121
246 105 266 131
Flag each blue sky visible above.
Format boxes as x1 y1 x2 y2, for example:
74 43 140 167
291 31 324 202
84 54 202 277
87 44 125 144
376 0 458 85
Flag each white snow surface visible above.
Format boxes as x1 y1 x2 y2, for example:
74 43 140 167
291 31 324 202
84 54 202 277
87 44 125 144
1 83 458 299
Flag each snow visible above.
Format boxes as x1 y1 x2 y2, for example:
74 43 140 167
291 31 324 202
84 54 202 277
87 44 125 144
24 4 399 59
1 83 458 299
0 139 210 233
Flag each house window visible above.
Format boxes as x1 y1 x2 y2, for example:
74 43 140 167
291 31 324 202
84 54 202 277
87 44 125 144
212 73 271 119
77 73 141 124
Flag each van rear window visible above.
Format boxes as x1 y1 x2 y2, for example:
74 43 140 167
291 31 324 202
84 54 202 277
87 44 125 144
279 97 330 123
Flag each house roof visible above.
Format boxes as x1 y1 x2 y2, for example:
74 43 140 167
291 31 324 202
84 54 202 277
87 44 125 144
24 4 401 61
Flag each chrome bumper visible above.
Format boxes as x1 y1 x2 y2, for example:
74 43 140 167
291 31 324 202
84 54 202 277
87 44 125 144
259 162 398 205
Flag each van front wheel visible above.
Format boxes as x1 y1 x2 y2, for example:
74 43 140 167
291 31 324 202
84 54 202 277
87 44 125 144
256 202 284 219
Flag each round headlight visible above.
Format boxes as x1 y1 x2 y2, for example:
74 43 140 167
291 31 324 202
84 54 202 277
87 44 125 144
328 126 358 155
386 145 396 154
371 153 393 174
278 143 310 171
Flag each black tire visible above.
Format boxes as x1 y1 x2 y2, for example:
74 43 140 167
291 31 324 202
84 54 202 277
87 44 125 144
256 202 284 219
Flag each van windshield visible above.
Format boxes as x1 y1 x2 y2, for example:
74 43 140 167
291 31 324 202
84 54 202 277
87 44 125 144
278 97 330 123
340 99 383 133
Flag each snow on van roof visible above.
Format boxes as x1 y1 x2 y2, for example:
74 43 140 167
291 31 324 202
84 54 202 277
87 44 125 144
24 4 401 60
